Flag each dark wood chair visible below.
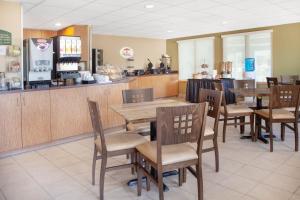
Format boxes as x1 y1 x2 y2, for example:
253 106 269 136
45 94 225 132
214 82 255 143
136 103 208 200
266 77 278 88
88 99 148 200
296 80 300 85
122 88 154 135
254 85 300 152
198 89 222 172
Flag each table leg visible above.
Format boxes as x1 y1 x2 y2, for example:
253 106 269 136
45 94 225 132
256 97 269 144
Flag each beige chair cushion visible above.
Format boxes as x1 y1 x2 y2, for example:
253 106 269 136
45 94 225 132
255 109 295 120
204 125 214 136
127 122 150 133
95 133 148 152
282 107 300 112
220 105 253 115
136 141 198 165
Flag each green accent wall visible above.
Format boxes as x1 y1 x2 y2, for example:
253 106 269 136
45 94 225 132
167 22 300 78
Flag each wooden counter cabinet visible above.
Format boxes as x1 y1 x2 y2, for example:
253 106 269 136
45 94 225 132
0 93 22 153
21 91 51 147
50 87 92 140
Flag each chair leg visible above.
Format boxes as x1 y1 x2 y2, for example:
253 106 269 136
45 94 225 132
99 157 107 200
157 171 164 200
196 160 203 200
137 154 142 196
281 123 285 141
213 138 219 172
92 146 97 185
240 116 245 134
178 168 183 186
130 153 135 174
183 168 187 183
269 122 273 152
145 162 151 191
234 117 237 128
223 117 228 143
250 114 255 142
295 122 299 152
254 115 259 142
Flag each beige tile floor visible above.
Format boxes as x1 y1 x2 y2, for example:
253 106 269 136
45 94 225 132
0 118 300 200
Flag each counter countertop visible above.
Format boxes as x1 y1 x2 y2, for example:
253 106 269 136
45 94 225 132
0 72 179 95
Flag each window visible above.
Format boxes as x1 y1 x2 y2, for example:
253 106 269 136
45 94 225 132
222 31 272 82
178 37 215 80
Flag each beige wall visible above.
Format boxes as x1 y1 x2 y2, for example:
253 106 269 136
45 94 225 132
167 22 300 78
0 1 22 72
92 34 166 69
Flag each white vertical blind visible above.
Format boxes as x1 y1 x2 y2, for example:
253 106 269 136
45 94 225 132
178 37 215 80
222 30 272 82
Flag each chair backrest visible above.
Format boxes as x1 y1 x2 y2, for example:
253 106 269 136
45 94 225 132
266 77 278 88
87 99 107 153
281 75 299 84
199 89 222 137
213 82 228 110
122 88 154 103
156 103 208 160
269 85 300 117
296 80 300 85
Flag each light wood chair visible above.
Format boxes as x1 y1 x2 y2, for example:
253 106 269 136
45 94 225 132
88 100 148 200
266 77 279 88
136 103 208 200
214 82 255 143
122 88 154 135
254 85 300 152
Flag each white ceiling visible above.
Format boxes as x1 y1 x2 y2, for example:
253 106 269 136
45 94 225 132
6 0 300 39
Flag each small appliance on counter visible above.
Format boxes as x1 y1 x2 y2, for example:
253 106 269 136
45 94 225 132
53 36 81 85
159 54 172 74
23 38 54 88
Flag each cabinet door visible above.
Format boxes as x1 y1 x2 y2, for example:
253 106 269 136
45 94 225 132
86 85 109 129
107 83 128 128
50 87 91 140
0 93 22 153
21 91 51 147
165 74 179 97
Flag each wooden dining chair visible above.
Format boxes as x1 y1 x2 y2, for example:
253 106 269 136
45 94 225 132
136 103 208 200
296 80 300 85
214 82 255 143
122 88 154 135
233 79 256 106
266 77 279 88
88 99 148 200
254 85 300 152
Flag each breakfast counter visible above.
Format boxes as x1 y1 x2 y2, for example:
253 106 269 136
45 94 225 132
0 73 178 154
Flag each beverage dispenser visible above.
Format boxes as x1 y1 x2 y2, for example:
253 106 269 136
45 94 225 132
53 36 81 84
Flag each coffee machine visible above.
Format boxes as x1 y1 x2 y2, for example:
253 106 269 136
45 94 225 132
23 38 53 88
53 36 81 84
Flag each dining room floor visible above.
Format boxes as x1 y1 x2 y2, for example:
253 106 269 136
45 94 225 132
0 118 300 200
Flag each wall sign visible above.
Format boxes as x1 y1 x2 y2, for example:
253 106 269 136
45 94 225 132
0 30 12 45
120 47 134 59
245 58 255 72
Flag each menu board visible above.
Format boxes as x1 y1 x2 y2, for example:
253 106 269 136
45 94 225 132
65 39 72 54
59 39 65 55
71 39 77 54
76 40 81 55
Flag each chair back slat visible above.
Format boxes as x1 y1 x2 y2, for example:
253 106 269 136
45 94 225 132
266 77 278 88
198 89 222 119
156 103 207 147
270 85 300 110
122 88 154 103
87 99 107 153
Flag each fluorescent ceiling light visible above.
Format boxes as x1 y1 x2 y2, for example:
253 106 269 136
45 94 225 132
145 4 154 9
222 21 228 25
55 22 62 27
167 30 173 33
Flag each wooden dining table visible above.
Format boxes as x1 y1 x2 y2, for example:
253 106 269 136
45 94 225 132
229 88 271 143
111 99 192 190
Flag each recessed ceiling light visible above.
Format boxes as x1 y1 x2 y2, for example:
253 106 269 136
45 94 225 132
167 30 173 33
222 21 228 25
55 22 62 27
145 4 155 9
